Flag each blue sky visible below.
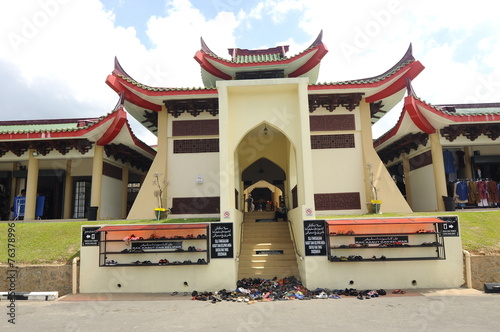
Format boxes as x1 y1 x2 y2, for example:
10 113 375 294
1 0 500 144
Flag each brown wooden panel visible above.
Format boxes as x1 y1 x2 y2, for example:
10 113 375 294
173 139 219 153
171 197 220 214
102 162 122 180
409 150 433 171
172 119 219 136
311 134 355 149
292 185 298 209
309 114 355 131
314 193 361 210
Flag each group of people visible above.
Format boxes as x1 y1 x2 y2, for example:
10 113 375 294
245 194 287 221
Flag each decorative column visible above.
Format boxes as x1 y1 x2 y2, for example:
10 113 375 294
429 133 447 211
24 149 40 221
63 160 72 219
402 153 412 209
10 162 17 211
463 147 473 179
359 100 374 205
122 164 129 219
91 145 104 219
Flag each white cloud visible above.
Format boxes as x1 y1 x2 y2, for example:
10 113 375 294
0 0 241 144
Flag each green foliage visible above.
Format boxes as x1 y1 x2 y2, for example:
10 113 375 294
0 211 498 265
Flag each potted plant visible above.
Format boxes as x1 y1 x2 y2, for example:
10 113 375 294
366 163 382 214
153 172 170 220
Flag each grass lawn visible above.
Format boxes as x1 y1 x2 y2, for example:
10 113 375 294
0 211 498 265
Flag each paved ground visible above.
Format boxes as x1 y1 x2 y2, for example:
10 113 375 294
2 288 499 331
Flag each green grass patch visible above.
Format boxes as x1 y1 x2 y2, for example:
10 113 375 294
0 211 499 265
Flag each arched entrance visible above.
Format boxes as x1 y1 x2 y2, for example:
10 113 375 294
235 123 295 212
242 158 285 212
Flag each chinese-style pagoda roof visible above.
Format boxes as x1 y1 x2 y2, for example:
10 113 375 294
106 38 425 133
310 44 424 124
194 30 328 87
374 82 500 157
0 99 156 166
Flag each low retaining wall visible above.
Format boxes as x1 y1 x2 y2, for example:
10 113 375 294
1 265 73 297
1 256 499 295
469 255 500 290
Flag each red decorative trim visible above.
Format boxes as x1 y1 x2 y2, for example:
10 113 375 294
289 43 328 77
96 108 127 145
194 50 232 80
0 113 114 141
105 75 162 112
365 61 425 103
416 99 500 123
405 95 435 134
106 73 217 100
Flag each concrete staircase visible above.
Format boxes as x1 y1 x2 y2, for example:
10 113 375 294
237 211 300 280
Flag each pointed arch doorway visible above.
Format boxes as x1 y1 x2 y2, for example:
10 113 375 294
242 158 285 212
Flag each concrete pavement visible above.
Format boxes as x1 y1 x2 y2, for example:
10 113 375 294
2 288 499 331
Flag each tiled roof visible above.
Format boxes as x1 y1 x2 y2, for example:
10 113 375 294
418 98 500 117
233 53 284 63
118 75 217 92
313 60 414 86
0 118 99 135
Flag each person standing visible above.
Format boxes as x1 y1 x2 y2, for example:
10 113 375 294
245 194 254 212
274 201 287 221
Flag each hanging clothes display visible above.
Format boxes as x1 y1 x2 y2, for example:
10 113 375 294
453 179 498 208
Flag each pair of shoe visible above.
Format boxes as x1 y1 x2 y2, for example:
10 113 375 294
197 258 207 264
105 260 118 265
315 291 328 299
187 246 197 252
392 289 406 294
159 259 169 265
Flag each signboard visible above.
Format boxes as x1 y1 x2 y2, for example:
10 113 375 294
303 220 327 256
82 227 100 246
256 250 284 255
210 223 234 258
354 236 409 245
437 216 459 237
131 241 182 251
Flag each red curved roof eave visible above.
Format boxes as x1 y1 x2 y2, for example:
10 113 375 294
96 108 128 146
365 61 424 103
106 73 217 101
0 109 116 141
289 43 328 77
414 98 500 122
309 61 423 93
194 50 232 80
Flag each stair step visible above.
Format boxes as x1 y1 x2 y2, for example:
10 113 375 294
238 212 300 280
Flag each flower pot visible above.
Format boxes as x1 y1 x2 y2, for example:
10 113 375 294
366 203 381 214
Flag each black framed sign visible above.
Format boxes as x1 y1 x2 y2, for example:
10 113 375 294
210 223 234 258
437 216 459 237
303 220 327 256
131 241 182 251
82 227 100 246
